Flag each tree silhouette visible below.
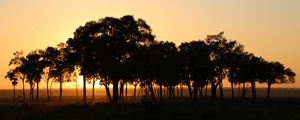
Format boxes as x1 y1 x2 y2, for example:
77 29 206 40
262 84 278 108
179 41 213 99
5 15 297 104
260 61 296 98
23 50 45 102
67 15 154 103
8 51 27 103
147 41 180 101
5 69 18 101
205 32 244 100
42 46 59 100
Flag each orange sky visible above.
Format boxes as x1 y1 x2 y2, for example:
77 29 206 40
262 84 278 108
1 0 299 89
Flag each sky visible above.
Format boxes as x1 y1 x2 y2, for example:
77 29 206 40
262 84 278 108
0 0 299 89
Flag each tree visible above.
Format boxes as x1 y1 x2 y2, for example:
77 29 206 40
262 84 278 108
147 41 180 101
261 62 296 98
49 43 77 101
24 50 45 103
42 47 58 100
205 32 244 100
179 41 213 99
8 51 27 103
5 69 18 101
67 15 154 103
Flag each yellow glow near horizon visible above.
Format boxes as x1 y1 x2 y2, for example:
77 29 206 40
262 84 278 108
1 0 300 89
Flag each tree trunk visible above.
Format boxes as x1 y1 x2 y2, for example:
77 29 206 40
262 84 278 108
159 83 163 101
242 83 246 98
163 86 166 97
112 80 119 103
169 85 172 99
22 79 25 103
104 84 112 102
199 87 203 98
83 74 87 104
193 85 198 99
180 84 183 97
219 80 224 100
185 80 193 99
92 80 95 101
50 80 54 98
47 79 50 100
59 75 63 101
31 85 34 102
231 83 234 99
133 85 137 99
29 82 33 102
144 85 148 97
211 81 217 100
205 85 208 97
148 83 156 102
76 79 78 97
125 83 128 97
36 82 39 103
238 83 241 98
251 81 256 99
267 83 271 98
119 82 124 100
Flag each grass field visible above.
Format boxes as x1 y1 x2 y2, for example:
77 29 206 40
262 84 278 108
1 97 300 120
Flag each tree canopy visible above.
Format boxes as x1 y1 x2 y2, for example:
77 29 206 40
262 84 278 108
6 15 296 104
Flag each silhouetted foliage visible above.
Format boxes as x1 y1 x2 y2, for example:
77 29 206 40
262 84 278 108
5 15 296 104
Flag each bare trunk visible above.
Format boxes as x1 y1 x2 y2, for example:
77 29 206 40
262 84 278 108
76 79 78 97
199 87 203 98
125 83 128 97
92 80 95 101
133 85 137 99
193 85 198 99
251 81 256 98
211 81 217 100
219 80 224 100
29 82 34 102
176 85 179 98
36 82 39 103
231 83 234 99
47 79 50 100
172 86 175 99
205 85 208 97
242 83 246 98
267 83 271 98
163 86 166 96
180 84 183 97
112 80 119 103
148 83 156 102
50 80 54 98
238 83 241 98
104 84 112 102
119 82 124 100
185 80 193 99
159 83 163 101
22 79 25 103
83 74 87 104
59 75 62 101
168 86 172 99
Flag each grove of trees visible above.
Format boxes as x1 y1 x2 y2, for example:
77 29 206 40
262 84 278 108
6 15 296 104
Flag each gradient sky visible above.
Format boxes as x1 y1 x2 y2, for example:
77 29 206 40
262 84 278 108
1 0 299 89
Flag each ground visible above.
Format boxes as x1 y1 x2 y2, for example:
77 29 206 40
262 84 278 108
0 98 300 120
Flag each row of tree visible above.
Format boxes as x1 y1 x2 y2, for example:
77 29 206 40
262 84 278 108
6 15 296 104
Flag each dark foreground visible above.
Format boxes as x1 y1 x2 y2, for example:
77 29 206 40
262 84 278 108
1 98 300 120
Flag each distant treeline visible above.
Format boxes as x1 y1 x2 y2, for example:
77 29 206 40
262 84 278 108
6 15 296 104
